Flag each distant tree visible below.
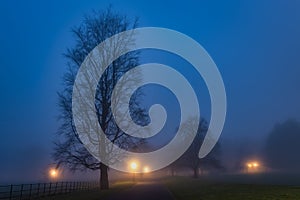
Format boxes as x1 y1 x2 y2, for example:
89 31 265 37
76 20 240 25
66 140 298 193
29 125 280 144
53 8 144 189
179 117 223 178
264 119 300 171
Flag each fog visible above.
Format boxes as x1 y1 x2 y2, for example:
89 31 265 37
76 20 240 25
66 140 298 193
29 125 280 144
0 0 300 184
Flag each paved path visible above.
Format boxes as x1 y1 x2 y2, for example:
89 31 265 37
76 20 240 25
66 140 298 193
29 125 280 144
105 181 175 200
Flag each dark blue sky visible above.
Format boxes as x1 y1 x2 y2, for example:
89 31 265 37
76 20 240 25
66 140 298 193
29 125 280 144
0 0 300 182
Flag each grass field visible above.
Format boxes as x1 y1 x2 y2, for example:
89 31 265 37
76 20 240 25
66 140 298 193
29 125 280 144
43 181 134 200
164 176 300 200
41 176 300 200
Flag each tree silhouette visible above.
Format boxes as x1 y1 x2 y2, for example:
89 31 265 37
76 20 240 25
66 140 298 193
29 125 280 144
170 117 223 178
265 119 300 171
53 8 144 189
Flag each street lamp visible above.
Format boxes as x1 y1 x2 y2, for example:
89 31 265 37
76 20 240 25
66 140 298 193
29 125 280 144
130 162 137 170
253 162 259 167
246 161 260 173
49 168 58 179
143 166 150 173
130 162 138 182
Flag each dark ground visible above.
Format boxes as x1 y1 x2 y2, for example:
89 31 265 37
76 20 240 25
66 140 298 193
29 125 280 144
104 181 175 200
44 174 300 200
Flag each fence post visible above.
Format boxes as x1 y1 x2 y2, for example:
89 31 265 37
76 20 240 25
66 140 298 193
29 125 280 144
48 183 52 196
37 183 40 198
29 184 32 199
65 182 68 194
54 182 58 195
43 183 46 197
60 182 63 194
9 184 13 200
19 184 23 200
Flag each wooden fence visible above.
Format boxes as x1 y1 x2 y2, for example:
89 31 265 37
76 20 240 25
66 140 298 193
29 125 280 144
0 182 99 200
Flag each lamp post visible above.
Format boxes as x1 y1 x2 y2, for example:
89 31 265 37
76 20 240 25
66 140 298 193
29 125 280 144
49 168 59 180
130 162 138 182
246 161 260 173
143 166 149 173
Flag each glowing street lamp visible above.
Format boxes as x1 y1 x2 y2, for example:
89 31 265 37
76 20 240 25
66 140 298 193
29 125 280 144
49 168 58 179
246 161 260 173
253 162 259 167
129 162 138 182
143 166 150 173
130 162 137 171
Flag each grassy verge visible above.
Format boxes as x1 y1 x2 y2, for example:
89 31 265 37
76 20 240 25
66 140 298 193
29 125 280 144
163 176 300 200
43 181 135 200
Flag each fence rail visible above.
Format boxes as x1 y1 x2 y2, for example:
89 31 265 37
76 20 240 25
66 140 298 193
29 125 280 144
0 182 99 200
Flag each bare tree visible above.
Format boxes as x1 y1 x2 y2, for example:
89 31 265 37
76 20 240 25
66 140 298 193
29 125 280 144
173 117 223 178
53 8 144 189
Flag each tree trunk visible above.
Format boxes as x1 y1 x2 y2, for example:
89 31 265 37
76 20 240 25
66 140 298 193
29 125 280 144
193 168 199 178
100 163 109 189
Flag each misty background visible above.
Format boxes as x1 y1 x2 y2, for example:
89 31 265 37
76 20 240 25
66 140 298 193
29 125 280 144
0 0 300 183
